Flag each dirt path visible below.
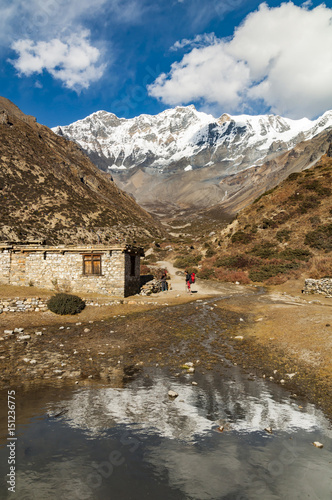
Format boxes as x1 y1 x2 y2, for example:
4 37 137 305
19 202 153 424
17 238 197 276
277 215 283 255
156 259 233 296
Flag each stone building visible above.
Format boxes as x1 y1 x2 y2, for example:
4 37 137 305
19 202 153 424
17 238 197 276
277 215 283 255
0 242 144 297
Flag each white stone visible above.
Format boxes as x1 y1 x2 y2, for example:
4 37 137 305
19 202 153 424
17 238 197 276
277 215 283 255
168 390 178 398
234 336 244 340
4 330 14 334
17 335 31 340
313 441 323 448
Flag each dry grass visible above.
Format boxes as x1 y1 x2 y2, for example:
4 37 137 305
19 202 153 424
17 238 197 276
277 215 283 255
308 256 332 279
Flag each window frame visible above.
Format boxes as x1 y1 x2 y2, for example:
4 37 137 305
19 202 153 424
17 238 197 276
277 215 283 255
82 253 102 276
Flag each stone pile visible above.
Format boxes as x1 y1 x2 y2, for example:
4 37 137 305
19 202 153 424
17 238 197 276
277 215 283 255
303 278 332 298
140 279 163 295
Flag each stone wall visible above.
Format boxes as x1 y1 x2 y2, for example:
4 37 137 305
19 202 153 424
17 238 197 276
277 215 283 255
303 278 332 298
0 298 48 313
24 250 126 296
0 251 11 284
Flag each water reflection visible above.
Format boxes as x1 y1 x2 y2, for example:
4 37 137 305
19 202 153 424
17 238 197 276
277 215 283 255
0 368 331 500
54 369 331 441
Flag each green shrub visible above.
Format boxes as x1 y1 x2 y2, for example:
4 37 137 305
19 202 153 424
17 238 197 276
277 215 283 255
249 262 300 282
279 248 312 261
249 242 278 259
173 254 202 269
231 231 253 244
298 196 320 213
304 224 332 251
215 254 257 269
276 229 291 242
47 293 86 315
304 180 331 196
287 172 301 181
197 267 215 279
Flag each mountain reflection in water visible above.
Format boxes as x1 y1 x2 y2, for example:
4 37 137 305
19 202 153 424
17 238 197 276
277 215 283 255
60 369 330 441
0 368 331 500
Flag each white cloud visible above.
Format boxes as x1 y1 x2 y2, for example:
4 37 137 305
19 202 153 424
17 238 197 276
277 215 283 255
148 2 332 118
0 0 144 89
10 31 106 91
171 33 218 51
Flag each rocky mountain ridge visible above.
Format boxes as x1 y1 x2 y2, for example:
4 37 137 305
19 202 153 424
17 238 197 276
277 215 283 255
53 106 332 211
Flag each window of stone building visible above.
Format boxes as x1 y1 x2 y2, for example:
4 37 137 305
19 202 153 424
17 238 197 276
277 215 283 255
83 254 102 275
130 255 136 276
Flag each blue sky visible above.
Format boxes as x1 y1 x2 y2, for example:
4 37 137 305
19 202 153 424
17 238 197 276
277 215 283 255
0 0 331 127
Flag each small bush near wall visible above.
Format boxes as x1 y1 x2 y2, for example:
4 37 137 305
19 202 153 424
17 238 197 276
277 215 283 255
47 293 86 315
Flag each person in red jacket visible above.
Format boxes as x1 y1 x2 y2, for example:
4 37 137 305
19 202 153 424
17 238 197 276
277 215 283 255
185 270 191 292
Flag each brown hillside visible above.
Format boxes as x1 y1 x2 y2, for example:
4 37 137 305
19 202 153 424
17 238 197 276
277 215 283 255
0 97 163 245
207 127 332 217
198 152 332 283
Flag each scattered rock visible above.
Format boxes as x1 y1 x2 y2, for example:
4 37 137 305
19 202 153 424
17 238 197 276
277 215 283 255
217 425 224 432
312 441 323 449
234 336 244 340
4 330 14 334
191 381 198 386
168 390 178 398
17 334 31 341
14 328 24 333
264 427 273 434
84 328 90 333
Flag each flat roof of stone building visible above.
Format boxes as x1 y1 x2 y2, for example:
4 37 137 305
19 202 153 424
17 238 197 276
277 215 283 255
0 243 144 255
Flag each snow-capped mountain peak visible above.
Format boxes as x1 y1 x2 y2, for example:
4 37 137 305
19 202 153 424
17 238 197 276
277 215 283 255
52 106 332 209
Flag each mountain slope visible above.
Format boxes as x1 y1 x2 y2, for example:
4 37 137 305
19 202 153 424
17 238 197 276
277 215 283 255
197 151 332 283
53 106 332 210
0 97 163 245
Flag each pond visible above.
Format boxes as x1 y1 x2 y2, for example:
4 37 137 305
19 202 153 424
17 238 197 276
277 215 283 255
1 364 331 500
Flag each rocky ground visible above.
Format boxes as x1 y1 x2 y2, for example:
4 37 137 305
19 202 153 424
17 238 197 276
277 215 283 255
0 268 331 420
